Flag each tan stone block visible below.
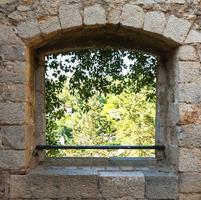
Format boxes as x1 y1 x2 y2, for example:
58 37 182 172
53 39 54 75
179 193 201 200
0 150 27 169
10 172 98 199
16 19 42 41
185 30 201 44
84 4 106 27
39 16 61 36
176 61 201 83
0 125 33 150
179 148 201 172
0 102 26 125
180 173 201 193
144 11 166 34
163 15 191 43
176 45 198 61
0 61 26 84
108 8 121 25
59 4 82 30
177 125 201 147
120 4 144 29
99 171 144 199
0 24 23 45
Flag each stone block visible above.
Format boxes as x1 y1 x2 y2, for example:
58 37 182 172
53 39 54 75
0 171 9 199
179 193 201 200
177 125 201 148
0 24 23 45
59 4 82 30
16 19 41 41
108 8 121 25
10 171 98 199
120 4 144 29
176 61 200 83
0 102 25 124
163 15 191 43
185 30 201 43
0 61 26 84
0 45 25 61
0 150 26 169
0 83 26 102
0 125 33 150
179 148 201 172
39 16 61 36
84 4 106 27
176 45 198 61
99 171 144 199
179 173 201 193
144 171 178 199
144 11 166 34
176 82 201 103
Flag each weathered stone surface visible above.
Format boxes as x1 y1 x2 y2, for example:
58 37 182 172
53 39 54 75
163 15 191 43
179 148 201 172
39 16 61 36
179 193 201 200
16 19 41 41
0 150 26 169
176 45 198 61
185 30 201 43
59 4 82 30
108 8 121 25
10 171 98 199
0 102 25 124
180 173 201 193
0 171 9 199
99 171 144 199
176 61 201 83
0 45 25 61
84 4 106 27
0 24 23 45
120 4 144 29
0 61 26 84
177 125 201 147
144 11 166 34
176 82 201 103
0 125 33 150
144 171 178 199
0 83 25 102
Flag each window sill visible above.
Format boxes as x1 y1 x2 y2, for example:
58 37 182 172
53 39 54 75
10 157 178 199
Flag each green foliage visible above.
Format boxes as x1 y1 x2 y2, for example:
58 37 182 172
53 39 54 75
45 48 157 157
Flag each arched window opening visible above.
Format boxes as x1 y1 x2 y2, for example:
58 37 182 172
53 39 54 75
42 48 159 157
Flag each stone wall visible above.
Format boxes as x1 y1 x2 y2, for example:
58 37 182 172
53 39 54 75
0 0 201 199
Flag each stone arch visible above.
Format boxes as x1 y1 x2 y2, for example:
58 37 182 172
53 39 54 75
1 1 201 199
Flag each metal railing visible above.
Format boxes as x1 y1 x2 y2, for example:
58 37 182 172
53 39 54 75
36 145 165 150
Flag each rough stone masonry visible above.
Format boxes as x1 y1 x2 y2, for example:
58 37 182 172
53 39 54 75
0 0 201 199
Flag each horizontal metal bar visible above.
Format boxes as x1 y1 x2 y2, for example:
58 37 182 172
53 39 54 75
36 145 165 150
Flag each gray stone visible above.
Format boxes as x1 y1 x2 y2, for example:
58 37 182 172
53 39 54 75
39 16 61 36
121 4 144 29
84 4 106 27
176 82 201 103
179 148 201 172
0 24 23 45
163 15 191 43
0 150 26 169
185 30 201 43
176 45 198 61
180 173 201 193
59 4 82 30
176 125 201 148
16 19 41 41
0 125 33 150
0 61 25 84
176 61 201 83
0 102 26 124
10 171 98 199
144 11 166 34
0 45 25 61
99 171 144 199
144 171 178 199
0 171 9 199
